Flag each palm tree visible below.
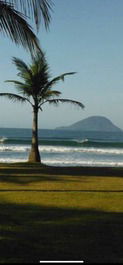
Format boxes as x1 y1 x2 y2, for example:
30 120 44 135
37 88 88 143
0 51 84 163
0 0 52 53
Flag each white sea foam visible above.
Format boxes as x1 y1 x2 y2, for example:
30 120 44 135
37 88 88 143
39 145 123 155
78 147 123 155
0 144 123 155
0 155 123 167
0 158 26 163
42 158 123 167
0 143 123 167
0 137 8 143
0 145 30 152
0 147 123 167
74 138 89 144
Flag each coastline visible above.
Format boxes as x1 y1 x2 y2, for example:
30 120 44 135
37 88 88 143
0 162 123 176
1 128 123 166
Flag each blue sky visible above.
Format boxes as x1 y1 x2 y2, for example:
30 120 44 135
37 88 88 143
1 0 123 129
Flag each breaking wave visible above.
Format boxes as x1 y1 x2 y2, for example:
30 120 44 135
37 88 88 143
0 143 123 156
1 129 123 166
0 137 8 143
43 159 123 167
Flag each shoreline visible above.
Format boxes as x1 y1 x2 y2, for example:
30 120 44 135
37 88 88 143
0 162 123 177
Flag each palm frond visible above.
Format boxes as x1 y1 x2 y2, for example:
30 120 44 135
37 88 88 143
4 51 83 113
43 72 77 91
12 57 33 80
34 51 49 76
12 58 31 74
40 89 61 100
0 93 28 103
5 80 33 97
0 1 40 53
5 80 25 85
42 98 85 109
6 0 53 30
47 90 62 97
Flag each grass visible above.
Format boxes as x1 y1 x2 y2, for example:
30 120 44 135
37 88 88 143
0 163 123 263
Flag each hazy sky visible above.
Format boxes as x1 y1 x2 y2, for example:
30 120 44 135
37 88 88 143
1 0 123 129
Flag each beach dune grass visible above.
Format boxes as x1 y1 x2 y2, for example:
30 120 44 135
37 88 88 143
0 163 123 263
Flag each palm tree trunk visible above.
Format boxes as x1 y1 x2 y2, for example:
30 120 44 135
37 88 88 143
28 106 41 162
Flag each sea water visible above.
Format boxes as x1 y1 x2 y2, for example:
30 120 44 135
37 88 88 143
0 128 123 166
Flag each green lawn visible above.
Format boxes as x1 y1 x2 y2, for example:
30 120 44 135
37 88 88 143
0 163 123 263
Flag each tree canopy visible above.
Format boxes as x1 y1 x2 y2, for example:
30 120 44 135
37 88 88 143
0 0 53 53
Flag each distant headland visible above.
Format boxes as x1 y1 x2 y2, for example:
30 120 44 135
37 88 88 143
56 116 122 132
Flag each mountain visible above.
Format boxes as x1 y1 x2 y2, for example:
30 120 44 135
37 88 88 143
56 116 122 132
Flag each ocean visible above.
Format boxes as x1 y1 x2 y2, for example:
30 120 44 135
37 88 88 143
0 128 123 167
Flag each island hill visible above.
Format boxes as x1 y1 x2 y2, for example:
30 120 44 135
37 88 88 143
56 116 122 132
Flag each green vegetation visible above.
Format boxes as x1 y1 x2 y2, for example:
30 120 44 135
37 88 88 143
0 0 52 53
0 163 123 263
0 51 84 163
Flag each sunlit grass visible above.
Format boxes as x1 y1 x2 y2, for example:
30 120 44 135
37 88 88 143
0 162 123 191
0 192 123 213
0 163 123 263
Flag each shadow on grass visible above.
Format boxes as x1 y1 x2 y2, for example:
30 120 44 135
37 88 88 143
1 162 123 176
0 199 123 263
0 175 63 185
0 163 123 185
